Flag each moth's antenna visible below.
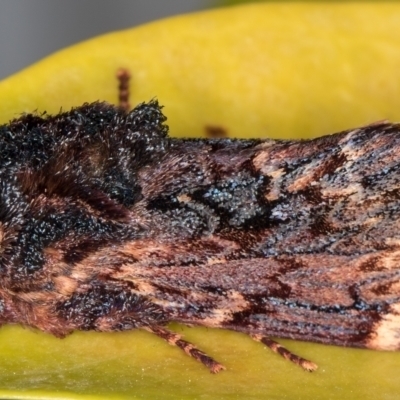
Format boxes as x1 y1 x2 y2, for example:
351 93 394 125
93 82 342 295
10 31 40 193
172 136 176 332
116 68 131 113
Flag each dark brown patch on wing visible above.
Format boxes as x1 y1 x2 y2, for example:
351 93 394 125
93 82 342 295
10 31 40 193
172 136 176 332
358 256 387 272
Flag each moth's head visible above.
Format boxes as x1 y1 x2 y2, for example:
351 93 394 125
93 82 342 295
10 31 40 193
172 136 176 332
3 99 170 168
0 100 171 213
71 100 170 166
73 100 171 206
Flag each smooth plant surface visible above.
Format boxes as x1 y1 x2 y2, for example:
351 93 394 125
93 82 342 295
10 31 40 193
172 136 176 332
0 324 400 399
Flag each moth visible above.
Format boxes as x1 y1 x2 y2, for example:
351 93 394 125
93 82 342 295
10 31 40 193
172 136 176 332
0 99 400 374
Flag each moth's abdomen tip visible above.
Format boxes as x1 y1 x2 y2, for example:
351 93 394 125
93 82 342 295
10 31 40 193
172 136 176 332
366 303 400 351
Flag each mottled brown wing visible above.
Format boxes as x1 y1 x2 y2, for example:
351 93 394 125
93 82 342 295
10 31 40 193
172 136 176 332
111 245 400 351
2 102 400 373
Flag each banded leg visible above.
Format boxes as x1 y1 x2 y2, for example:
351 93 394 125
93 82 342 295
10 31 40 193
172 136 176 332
251 334 318 372
146 326 226 373
116 68 131 112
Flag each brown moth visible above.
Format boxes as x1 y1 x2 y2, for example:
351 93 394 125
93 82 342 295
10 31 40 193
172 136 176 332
0 99 400 373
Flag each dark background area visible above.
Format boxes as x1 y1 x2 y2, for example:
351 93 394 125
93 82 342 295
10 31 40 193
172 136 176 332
0 0 212 80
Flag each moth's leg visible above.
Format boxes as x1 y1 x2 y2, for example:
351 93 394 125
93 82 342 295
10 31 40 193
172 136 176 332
116 68 131 112
146 326 226 373
251 334 318 372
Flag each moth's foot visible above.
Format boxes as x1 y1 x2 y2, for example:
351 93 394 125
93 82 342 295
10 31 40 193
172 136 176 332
175 338 226 373
251 334 318 372
146 325 316 372
146 325 226 373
